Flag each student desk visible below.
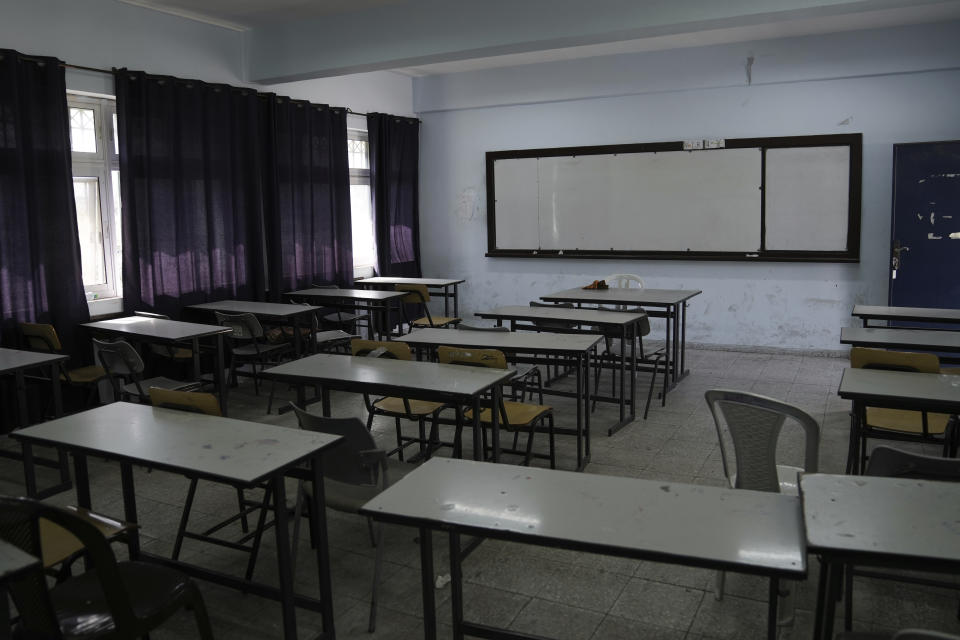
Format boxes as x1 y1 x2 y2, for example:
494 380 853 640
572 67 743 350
1 539 41 640
474 305 647 434
540 288 701 388
187 300 320 355
83 316 232 414
852 304 960 328
355 277 465 317
401 327 602 471
0 348 71 498
840 326 960 365
285 288 406 340
802 473 960 640
9 402 341 640
261 353 514 463
837 367 960 474
360 458 805 640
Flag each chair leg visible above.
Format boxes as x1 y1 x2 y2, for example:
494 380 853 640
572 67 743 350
714 570 725 601
237 487 250 533
644 357 659 420
365 409 376 432
417 417 427 453
367 517 376 548
394 417 405 462
548 414 556 469
843 563 854 631
453 407 464 458
369 521 384 633
522 425 536 466
173 478 200 560
243 487 273 582
185 581 215 640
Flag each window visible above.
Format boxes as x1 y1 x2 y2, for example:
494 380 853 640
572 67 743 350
68 94 122 300
348 127 376 277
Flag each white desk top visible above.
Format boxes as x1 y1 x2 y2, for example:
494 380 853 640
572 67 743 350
475 305 646 326
0 347 68 373
10 402 341 485
852 305 960 324
837 368 960 414
361 458 806 577
263 353 513 400
356 277 465 287
188 300 319 318
542 288 701 306
404 327 602 353
801 473 960 569
286 288 406 301
0 539 40 581
840 326 960 352
84 316 230 341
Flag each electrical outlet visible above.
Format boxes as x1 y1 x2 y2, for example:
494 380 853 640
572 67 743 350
683 140 704 150
704 138 725 149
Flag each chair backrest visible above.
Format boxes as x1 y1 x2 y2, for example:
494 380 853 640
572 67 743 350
396 283 430 304
457 323 509 333
603 274 644 289
148 388 222 417
865 445 960 481
133 311 170 320
850 347 940 373
215 311 263 340
0 496 135 637
311 283 339 289
704 389 820 493
528 301 576 330
93 338 144 377
351 338 412 360
19 322 62 352
437 346 507 370
290 404 380 486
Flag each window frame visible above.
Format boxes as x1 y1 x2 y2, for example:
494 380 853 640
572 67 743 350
348 127 376 276
68 93 121 300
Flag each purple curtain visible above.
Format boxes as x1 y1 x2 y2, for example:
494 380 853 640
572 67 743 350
263 98 352 297
0 50 90 358
115 69 268 317
367 113 421 278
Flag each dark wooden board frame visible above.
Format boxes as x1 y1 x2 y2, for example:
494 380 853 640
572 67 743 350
485 133 862 262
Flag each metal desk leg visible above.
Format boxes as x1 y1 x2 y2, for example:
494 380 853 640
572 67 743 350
420 528 437 640
272 475 298 640
663 309 673 389
629 322 637 418
490 385 501 463
14 370 28 428
584 351 591 464
215 335 228 416
575 354 583 470
449 531 464 640
191 337 202 380
453 284 459 318
845 401 862 475
119 463 141 559
472 397 482 461
310 458 336 639
813 558 829 640
21 443 37 498
679 302 688 379
767 577 779 640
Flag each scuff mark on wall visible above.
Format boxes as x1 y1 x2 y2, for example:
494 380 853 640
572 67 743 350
837 116 852 126
454 186 480 223
745 55 754 85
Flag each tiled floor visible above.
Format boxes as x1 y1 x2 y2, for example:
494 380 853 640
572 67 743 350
2 346 959 639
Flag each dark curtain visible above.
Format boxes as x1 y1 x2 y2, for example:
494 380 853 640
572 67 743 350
367 113 421 278
0 50 90 358
115 69 267 317
263 98 352 297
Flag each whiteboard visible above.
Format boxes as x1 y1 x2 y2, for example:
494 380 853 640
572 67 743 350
486 134 861 261
537 149 761 252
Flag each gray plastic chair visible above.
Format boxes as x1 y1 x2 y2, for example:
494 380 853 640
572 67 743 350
704 389 820 622
214 311 290 409
289 404 416 633
93 338 199 403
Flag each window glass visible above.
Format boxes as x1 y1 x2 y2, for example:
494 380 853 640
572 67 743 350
351 184 376 267
69 107 97 153
73 176 106 286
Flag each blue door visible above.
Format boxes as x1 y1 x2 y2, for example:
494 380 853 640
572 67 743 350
889 141 960 312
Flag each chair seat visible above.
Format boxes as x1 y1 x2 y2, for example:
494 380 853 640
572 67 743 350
123 377 197 398
323 460 415 512
313 329 357 345
466 401 552 429
373 397 445 416
731 464 804 495
39 508 131 568
323 311 368 323
149 345 193 360
231 342 290 357
411 316 461 328
48 561 194 639
865 408 952 435
61 365 106 384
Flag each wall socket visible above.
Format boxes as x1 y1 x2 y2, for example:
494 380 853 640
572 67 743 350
704 138 725 149
683 139 704 150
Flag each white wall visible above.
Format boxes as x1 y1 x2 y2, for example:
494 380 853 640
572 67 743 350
414 21 960 351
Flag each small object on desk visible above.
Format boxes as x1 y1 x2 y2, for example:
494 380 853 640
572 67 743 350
582 279 608 290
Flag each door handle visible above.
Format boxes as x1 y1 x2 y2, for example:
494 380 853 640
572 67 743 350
891 239 910 277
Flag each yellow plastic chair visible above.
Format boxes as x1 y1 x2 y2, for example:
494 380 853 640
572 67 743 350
849 347 958 471
351 339 448 460
395 284 461 334
19 322 106 406
438 346 555 468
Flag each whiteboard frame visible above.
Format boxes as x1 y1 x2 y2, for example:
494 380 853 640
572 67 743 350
485 133 862 262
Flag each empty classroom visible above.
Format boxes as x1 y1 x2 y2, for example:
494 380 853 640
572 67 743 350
1 2 959 639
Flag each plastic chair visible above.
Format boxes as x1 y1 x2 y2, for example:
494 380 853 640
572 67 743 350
214 311 291 408
0 495 214 639
528 301 578 383
456 323 544 403
704 389 820 623
395 284 461 334
19 322 106 407
133 310 194 362
351 339 448 460
309 283 370 334
93 338 199 403
38 506 133 582
438 346 555 468
148 387 273 583
289 405 418 632
849 348 959 472
837 630 960 640
842 446 960 632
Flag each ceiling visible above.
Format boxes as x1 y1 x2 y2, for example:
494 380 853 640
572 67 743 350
116 0 960 79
